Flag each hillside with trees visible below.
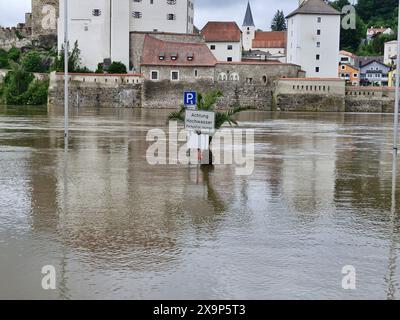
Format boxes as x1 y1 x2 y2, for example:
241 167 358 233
329 0 398 55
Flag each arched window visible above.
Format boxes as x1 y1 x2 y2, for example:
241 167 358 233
262 75 267 84
218 72 227 81
230 73 239 81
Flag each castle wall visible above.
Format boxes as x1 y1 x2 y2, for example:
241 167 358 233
48 72 142 108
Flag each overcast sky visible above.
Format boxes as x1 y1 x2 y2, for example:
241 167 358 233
0 0 298 30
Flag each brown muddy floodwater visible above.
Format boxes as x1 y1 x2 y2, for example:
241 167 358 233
0 105 400 300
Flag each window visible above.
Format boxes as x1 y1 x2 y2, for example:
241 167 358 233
227 45 233 50
151 70 159 81
341 65 345 70
230 73 239 81
317 29 321 35
354 74 358 78
218 73 227 81
317 17 321 23
194 69 198 77
171 71 179 81
92 9 101 16
316 67 320 73
167 0 177 4
316 42 321 48
316 54 320 60
132 12 142 18
159 53 165 60
210 45 216 50
167 14 176 20
227 57 233 62
262 75 267 83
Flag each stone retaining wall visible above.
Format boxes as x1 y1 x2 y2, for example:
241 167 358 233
345 97 395 113
276 94 345 112
48 73 142 108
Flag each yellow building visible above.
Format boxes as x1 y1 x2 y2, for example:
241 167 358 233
389 69 397 87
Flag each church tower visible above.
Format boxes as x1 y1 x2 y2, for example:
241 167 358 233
241 1 255 51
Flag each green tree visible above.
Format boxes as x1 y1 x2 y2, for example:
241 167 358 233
107 61 127 74
167 90 251 165
0 48 9 69
95 63 104 74
357 0 398 27
357 33 396 56
3 62 34 104
271 10 287 31
1 62 49 105
7 47 21 62
53 41 85 72
330 0 367 52
21 51 47 73
24 79 49 105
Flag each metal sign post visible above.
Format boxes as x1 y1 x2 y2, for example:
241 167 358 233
393 0 400 151
64 0 69 151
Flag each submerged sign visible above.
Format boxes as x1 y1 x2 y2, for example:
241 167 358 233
185 110 215 131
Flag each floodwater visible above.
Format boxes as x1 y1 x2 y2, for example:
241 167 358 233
0 104 400 300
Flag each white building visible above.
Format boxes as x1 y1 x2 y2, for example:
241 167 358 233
339 50 356 66
367 27 394 42
58 0 195 71
384 40 397 66
286 0 341 78
201 22 242 62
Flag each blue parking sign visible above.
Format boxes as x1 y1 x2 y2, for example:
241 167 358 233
184 91 197 106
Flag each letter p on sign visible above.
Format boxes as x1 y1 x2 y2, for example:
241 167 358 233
184 91 197 106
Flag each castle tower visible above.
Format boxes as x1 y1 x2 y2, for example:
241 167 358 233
241 1 255 51
31 0 59 38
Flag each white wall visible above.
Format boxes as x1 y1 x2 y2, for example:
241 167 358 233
287 14 340 78
58 0 111 71
58 0 130 71
111 0 130 69
207 41 242 62
130 0 194 34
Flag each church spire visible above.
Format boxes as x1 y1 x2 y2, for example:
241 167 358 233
242 1 255 27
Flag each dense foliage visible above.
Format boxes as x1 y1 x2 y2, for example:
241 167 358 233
53 41 91 73
0 47 22 69
107 61 127 74
0 62 48 105
329 0 399 55
21 51 50 73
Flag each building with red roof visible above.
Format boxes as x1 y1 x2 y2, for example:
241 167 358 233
201 21 242 62
140 35 217 82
